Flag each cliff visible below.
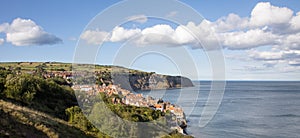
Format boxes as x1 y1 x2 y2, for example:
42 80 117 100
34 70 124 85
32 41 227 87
111 73 194 91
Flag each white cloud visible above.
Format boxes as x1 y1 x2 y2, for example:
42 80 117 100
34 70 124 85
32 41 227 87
112 21 218 48
185 21 220 49
221 29 280 49
78 2 300 71
249 2 293 27
126 14 148 23
0 18 62 46
138 24 177 45
81 2 300 52
248 50 283 61
214 13 249 32
282 33 300 50
247 49 300 69
110 26 141 42
0 23 9 32
0 38 4 45
80 29 109 45
172 24 195 44
81 23 206 47
289 12 300 32
142 24 174 35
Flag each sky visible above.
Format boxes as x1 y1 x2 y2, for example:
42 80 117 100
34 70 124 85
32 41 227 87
1 0 300 80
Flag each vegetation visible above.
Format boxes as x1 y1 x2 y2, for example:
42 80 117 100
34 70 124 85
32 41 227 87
4 73 77 119
0 66 108 137
100 93 164 122
0 62 191 138
0 99 97 138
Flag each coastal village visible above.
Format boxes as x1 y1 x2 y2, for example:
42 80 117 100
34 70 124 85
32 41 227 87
40 70 189 134
2 62 189 135
72 83 188 134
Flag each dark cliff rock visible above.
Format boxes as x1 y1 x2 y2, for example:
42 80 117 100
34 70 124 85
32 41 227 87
111 73 194 91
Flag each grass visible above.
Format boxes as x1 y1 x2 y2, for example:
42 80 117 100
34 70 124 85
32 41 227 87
0 99 97 138
0 62 151 74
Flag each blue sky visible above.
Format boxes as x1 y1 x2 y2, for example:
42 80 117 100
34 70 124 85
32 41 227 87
1 0 300 80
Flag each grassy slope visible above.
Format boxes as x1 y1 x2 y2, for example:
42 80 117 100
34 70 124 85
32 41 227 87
0 99 96 138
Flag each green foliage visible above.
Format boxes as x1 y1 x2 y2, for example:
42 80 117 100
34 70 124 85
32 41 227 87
47 76 69 86
0 68 10 94
35 65 45 76
3 74 77 119
65 106 99 133
4 74 39 104
79 92 174 137
65 106 112 137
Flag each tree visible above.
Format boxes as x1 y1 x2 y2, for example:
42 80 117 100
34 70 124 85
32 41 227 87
65 106 100 133
4 74 38 104
35 65 45 76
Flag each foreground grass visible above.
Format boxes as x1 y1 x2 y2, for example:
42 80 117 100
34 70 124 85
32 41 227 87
0 99 99 138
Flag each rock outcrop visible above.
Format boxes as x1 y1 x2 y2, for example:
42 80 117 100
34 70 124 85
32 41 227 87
111 73 194 91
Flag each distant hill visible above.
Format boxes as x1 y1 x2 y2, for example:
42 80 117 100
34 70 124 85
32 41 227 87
0 62 194 91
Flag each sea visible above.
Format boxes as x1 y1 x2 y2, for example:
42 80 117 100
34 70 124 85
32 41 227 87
136 81 300 138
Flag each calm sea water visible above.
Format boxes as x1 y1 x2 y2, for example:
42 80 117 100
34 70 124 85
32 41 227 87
137 81 300 138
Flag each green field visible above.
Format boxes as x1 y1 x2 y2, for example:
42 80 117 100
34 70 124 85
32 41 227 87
0 62 150 74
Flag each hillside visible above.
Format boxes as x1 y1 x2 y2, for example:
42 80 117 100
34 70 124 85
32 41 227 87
0 99 99 138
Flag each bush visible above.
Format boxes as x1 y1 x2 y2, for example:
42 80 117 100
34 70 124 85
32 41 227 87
3 74 77 119
4 74 40 104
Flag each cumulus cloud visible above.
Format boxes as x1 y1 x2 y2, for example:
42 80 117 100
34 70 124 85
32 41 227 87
81 21 220 49
218 2 300 51
0 18 62 46
81 2 300 52
214 13 249 32
282 33 300 50
126 14 148 23
78 2 300 71
110 26 141 42
289 12 300 32
249 2 293 27
80 29 109 45
221 29 280 49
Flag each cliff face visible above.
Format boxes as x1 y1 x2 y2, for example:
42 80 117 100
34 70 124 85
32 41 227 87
112 73 194 91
